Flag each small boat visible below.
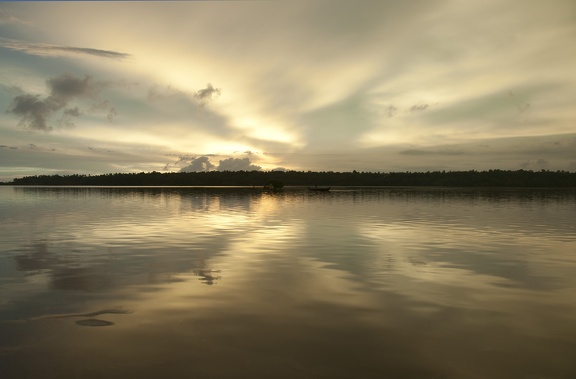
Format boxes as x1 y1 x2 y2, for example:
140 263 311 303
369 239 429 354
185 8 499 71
308 186 330 192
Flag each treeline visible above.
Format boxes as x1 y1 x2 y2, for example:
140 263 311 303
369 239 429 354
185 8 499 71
4 169 576 187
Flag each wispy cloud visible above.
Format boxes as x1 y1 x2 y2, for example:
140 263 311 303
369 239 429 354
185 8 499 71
0 9 33 26
0 143 55 152
0 37 131 60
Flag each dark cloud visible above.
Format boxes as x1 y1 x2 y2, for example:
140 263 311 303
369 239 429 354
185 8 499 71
7 93 59 131
180 156 216 172
59 106 83 128
165 154 219 171
217 157 261 171
48 74 98 100
409 104 429 112
194 83 221 101
0 37 131 60
7 73 116 131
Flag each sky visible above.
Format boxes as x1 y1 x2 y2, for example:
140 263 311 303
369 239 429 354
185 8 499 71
1 0 575 181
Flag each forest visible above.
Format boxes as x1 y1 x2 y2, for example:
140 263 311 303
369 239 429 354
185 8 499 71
3 169 576 187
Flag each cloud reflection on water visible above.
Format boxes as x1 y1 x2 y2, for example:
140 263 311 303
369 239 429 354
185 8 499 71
1 187 576 378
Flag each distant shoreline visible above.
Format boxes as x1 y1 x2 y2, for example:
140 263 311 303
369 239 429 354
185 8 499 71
2 169 575 188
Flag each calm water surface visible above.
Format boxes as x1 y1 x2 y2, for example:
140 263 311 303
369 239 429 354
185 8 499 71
1 186 576 379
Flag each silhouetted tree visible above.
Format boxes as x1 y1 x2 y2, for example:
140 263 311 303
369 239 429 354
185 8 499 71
5 169 576 187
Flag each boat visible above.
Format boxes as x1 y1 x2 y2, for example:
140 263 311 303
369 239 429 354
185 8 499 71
308 186 330 192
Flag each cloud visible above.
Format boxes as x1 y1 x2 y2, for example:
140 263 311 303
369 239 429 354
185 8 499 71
0 37 131 60
383 105 398 118
7 94 58 131
7 73 117 131
0 144 54 152
520 158 550 170
59 106 83 128
409 104 429 112
107 107 118 123
180 156 216 172
217 157 261 171
26 143 56 152
147 85 185 102
0 84 25 96
0 9 33 26
63 107 82 117
194 83 221 101
47 73 114 102
400 149 464 156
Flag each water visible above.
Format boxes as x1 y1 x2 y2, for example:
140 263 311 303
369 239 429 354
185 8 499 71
1 186 575 379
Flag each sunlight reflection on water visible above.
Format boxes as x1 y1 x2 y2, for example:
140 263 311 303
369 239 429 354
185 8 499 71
1 186 576 378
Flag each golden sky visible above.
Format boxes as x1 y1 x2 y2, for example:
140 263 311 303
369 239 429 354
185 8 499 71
1 0 575 180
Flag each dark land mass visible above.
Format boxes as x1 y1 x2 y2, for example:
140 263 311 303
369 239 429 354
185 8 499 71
2 169 575 187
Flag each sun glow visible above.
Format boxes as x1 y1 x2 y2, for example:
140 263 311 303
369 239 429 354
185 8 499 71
232 117 303 147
